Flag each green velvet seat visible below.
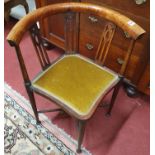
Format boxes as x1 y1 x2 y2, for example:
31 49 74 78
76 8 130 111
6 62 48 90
32 55 118 119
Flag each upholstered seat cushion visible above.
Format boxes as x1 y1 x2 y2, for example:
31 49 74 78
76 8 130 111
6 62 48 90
32 55 118 118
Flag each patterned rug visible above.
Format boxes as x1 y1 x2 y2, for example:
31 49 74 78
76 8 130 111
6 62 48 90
4 83 91 155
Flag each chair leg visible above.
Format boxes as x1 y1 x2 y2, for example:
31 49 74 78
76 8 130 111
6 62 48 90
106 77 123 116
25 85 40 124
76 120 86 153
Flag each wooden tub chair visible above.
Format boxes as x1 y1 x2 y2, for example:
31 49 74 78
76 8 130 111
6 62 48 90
7 2 145 153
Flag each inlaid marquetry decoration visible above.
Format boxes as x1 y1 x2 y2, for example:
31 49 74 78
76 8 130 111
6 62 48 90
29 24 50 70
64 12 79 54
95 22 116 65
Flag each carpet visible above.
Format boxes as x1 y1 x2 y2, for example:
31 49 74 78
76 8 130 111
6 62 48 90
4 83 91 155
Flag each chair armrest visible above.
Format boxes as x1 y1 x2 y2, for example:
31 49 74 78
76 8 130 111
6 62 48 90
7 2 145 46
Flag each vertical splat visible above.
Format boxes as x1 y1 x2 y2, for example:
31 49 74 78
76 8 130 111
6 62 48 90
64 12 79 54
29 24 50 70
95 22 116 65
120 39 135 76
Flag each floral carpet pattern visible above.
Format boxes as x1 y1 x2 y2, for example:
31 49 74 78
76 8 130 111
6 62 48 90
4 83 91 155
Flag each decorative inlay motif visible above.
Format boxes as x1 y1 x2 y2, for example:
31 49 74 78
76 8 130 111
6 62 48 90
95 22 116 65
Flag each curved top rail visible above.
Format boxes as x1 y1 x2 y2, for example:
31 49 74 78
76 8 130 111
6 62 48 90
7 2 145 45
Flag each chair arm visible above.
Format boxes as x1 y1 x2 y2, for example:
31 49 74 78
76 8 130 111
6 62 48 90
7 2 145 46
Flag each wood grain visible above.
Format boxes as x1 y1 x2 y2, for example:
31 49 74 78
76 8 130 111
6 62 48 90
7 2 145 45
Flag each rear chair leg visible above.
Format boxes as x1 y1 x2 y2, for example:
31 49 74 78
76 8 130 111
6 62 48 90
106 77 123 116
25 83 40 124
76 120 86 153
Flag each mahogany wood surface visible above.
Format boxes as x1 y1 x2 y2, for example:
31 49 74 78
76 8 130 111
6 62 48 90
137 63 150 95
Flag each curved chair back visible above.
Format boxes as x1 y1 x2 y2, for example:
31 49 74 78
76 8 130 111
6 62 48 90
7 2 145 44
7 2 145 78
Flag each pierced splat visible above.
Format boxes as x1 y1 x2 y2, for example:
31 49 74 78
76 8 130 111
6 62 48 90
95 22 116 65
64 12 79 54
29 24 50 70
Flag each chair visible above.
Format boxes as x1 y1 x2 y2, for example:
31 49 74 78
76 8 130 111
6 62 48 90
7 2 145 153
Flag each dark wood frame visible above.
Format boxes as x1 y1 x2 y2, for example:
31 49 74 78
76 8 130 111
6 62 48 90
7 2 145 153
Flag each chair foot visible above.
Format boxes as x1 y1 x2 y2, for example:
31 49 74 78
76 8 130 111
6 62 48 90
25 83 40 125
77 120 86 154
106 78 123 115
59 110 67 115
76 148 82 154
105 112 111 117
36 120 41 124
